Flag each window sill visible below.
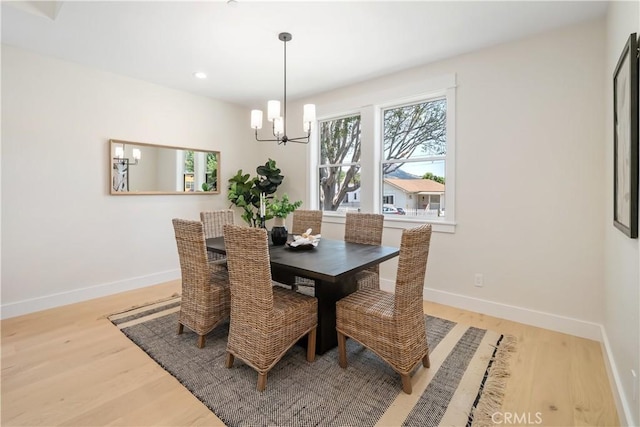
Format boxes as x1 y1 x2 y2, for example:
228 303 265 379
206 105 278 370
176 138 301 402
321 212 456 233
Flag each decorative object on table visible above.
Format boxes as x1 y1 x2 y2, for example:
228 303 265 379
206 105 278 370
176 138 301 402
259 192 267 229
613 32 639 238
267 193 303 245
287 228 321 250
250 32 316 145
227 159 284 227
110 296 516 426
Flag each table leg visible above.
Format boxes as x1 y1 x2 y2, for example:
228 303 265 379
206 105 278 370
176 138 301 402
313 276 357 354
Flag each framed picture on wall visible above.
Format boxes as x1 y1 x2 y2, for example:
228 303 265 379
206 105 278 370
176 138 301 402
613 32 639 238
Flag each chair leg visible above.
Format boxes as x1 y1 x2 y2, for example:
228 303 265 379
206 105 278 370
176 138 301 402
197 335 206 348
257 372 267 392
225 352 234 368
401 374 412 394
337 331 347 368
422 352 430 368
177 323 184 334
306 328 317 362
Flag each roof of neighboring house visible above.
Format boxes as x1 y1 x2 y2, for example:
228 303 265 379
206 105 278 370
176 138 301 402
384 178 445 194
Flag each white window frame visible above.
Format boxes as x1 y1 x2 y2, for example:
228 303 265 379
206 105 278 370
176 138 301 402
378 91 455 232
310 74 456 233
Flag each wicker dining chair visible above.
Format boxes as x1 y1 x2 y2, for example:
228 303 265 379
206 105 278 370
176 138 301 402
222 224 318 392
200 210 234 262
336 224 432 394
291 209 323 236
290 209 323 292
345 212 384 290
172 218 231 348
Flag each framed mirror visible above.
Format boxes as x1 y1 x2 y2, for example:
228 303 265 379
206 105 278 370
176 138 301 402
109 139 220 195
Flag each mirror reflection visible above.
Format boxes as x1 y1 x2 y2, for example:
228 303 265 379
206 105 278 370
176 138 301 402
110 139 220 195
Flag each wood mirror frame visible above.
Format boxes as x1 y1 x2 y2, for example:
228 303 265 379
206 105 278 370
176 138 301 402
109 139 221 195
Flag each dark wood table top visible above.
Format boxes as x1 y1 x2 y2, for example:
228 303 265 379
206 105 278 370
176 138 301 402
206 235 399 283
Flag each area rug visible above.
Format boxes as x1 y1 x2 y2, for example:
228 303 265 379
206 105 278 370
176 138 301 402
109 297 516 427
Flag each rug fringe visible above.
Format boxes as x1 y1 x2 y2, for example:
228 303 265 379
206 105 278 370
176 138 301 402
469 334 517 427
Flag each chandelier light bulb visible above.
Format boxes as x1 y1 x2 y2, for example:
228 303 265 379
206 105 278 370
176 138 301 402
267 101 281 122
251 110 263 129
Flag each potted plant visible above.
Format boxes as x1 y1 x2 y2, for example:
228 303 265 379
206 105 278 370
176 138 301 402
227 159 284 227
267 194 302 245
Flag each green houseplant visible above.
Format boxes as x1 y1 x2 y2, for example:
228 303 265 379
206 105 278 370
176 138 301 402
267 194 302 245
268 194 302 222
227 159 287 227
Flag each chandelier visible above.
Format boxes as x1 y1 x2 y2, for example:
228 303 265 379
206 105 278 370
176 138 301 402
251 32 316 145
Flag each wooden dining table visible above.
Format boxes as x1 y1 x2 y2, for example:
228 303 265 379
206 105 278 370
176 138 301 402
206 235 399 354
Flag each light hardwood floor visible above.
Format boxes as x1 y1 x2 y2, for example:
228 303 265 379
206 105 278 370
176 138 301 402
1 280 620 426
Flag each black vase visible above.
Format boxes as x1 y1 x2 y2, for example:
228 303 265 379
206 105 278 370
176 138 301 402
271 225 288 246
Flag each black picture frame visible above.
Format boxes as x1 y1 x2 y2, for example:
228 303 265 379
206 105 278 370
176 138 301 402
613 33 639 238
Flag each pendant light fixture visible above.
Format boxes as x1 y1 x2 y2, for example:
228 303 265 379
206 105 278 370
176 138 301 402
251 32 316 145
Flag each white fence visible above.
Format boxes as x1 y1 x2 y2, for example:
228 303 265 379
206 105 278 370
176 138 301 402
332 206 444 218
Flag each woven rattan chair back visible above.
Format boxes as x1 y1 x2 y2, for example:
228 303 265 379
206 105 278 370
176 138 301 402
344 212 384 287
344 212 383 245
290 209 323 291
222 225 274 322
172 218 230 348
335 224 433 394
291 210 322 235
200 210 234 262
223 224 318 391
393 224 433 313
200 210 234 239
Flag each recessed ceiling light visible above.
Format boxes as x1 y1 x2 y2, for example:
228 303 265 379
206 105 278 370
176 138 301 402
193 72 207 79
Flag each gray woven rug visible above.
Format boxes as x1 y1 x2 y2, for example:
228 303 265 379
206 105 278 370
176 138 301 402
109 297 515 427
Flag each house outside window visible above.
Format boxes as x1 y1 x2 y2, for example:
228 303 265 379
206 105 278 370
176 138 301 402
382 195 395 205
382 98 447 218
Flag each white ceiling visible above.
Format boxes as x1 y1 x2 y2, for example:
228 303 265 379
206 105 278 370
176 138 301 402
1 1 608 108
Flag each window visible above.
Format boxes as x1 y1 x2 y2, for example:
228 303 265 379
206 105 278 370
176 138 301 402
184 173 195 192
184 150 218 192
313 73 456 230
382 98 447 219
318 114 361 212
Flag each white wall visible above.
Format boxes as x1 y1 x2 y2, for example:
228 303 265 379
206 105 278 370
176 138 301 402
273 20 607 338
1 45 259 317
604 2 640 425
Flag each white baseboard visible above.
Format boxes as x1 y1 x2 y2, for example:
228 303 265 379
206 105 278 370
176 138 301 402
600 326 634 427
1 269 180 320
380 279 602 341
379 280 634 425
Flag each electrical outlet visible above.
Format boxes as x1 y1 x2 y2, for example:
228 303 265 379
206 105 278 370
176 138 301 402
632 369 638 401
474 273 483 287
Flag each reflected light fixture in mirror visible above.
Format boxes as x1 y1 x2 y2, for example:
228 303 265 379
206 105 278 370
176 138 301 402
250 32 316 145
109 139 220 195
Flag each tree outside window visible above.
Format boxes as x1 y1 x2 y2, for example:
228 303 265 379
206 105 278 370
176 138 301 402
318 115 361 211
318 97 448 218
382 98 447 218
